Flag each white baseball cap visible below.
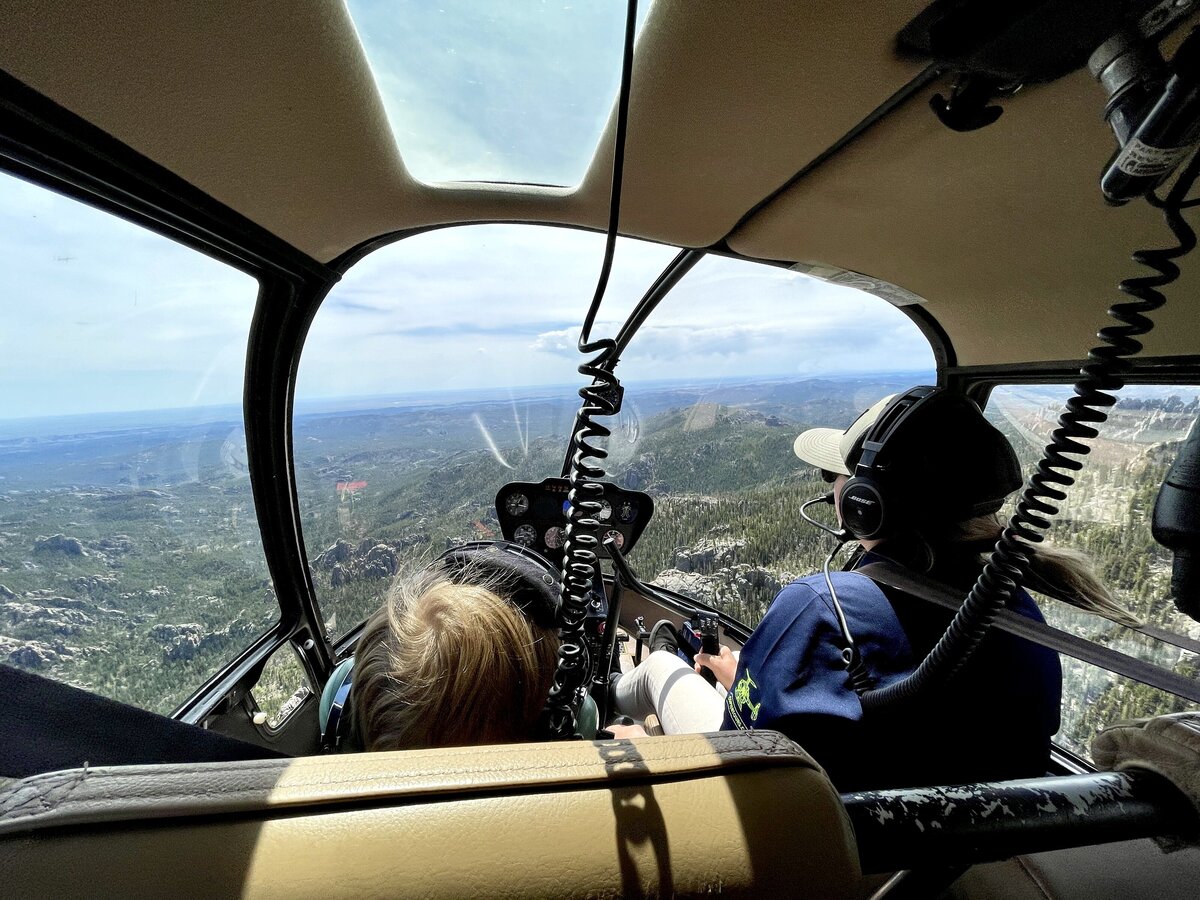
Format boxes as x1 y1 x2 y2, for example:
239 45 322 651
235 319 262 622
791 394 897 476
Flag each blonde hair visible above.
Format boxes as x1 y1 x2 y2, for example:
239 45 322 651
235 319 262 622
947 516 1143 627
352 565 560 751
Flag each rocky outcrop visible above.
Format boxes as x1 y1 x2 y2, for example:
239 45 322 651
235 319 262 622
363 544 398 579
315 539 353 568
618 456 655 491
151 624 222 667
150 623 208 662
655 537 791 624
672 538 746 574
1 602 95 635
71 573 120 594
0 635 76 669
0 584 15 600
149 613 263 662
654 564 785 607
312 534 430 587
96 536 134 555
33 533 85 556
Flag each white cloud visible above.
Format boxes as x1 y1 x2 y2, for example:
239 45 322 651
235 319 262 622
0 175 257 420
1 188 935 421
530 327 581 354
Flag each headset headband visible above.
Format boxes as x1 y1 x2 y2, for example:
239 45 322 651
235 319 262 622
319 540 562 751
434 540 561 629
852 385 939 476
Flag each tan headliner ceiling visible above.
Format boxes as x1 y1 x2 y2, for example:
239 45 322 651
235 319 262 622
1 0 1197 368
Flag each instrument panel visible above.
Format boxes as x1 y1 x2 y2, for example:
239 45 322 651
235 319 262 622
495 478 654 564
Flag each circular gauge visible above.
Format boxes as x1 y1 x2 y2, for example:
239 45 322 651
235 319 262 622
514 524 538 547
544 526 565 549
596 499 612 522
617 501 638 523
505 493 530 516
603 529 625 551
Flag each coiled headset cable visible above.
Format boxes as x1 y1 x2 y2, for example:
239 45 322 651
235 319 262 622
860 150 1200 711
539 0 639 740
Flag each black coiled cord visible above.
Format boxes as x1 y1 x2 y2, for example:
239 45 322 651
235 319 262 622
539 0 639 740
541 361 623 739
860 151 1200 712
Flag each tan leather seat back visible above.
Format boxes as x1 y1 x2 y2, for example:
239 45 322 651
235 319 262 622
0 731 860 899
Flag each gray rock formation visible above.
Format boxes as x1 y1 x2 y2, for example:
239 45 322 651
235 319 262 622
0 635 76 669
150 623 206 662
363 544 398 579
315 539 353 569
71 573 120 594
34 533 85 555
653 564 789 626
673 537 746 574
1 602 95 635
314 535 429 587
96 536 134 555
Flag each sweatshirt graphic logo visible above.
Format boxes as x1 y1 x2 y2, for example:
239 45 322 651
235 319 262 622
734 669 761 723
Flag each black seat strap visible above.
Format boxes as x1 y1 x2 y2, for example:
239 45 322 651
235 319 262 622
856 561 1200 704
0 665 285 779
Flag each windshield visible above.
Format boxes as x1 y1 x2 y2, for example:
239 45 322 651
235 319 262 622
293 225 935 637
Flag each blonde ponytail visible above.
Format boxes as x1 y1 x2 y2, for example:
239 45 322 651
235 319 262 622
951 516 1143 627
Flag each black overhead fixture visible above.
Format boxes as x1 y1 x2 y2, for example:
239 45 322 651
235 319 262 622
899 0 1195 132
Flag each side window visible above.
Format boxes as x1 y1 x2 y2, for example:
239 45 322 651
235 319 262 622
251 644 311 729
0 172 276 715
985 385 1199 760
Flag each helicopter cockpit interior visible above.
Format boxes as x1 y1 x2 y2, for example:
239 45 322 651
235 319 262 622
3 1 1200 897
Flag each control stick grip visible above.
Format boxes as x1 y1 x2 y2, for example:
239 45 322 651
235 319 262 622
696 612 720 686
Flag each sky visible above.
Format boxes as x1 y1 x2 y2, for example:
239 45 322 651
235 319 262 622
0 1 936 424
345 0 654 185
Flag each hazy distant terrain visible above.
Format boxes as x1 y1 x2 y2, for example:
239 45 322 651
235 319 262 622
2 375 1197 760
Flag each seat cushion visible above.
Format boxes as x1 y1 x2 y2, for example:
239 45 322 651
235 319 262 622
946 839 1200 900
0 730 861 899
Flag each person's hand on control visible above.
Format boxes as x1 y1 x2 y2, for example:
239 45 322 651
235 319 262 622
695 644 737 691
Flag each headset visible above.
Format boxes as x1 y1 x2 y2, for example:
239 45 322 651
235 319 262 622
318 540 564 751
838 385 1022 542
838 386 942 542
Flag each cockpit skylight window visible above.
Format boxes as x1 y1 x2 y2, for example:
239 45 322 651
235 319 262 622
345 0 652 186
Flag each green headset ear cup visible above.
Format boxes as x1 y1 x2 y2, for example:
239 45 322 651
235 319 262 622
577 693 599 740
319 656 355 736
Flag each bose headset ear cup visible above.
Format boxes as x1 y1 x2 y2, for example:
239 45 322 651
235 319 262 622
840 477 887 540
839 386 941 542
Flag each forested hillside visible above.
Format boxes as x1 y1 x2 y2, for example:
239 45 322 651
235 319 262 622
3 378 1196 763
